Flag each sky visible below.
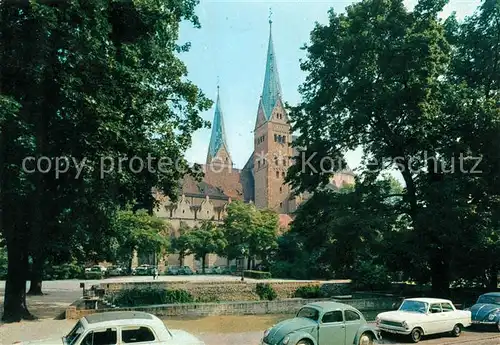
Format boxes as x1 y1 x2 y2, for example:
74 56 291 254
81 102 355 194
179 0 481 176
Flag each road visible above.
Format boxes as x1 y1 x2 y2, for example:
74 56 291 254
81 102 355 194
0 278 499 345
2 319 500 345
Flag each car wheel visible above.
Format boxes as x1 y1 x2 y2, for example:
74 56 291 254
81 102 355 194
358 332 374 345
451 324 461 337
296 340 310 345
410 328 422 343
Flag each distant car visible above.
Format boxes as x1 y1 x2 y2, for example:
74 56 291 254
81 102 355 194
84 266 104 279
166 266 179 275
262 301 381 345
106 266 123 277
376 297 471 343
135 264 154 276
468 292 500 330
179 266 194 275
12 310 205 345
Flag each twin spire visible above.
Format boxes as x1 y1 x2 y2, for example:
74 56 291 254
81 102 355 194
206 9 283 164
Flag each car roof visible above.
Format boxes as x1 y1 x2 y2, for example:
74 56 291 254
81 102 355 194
305 301 359 312
83 311 155 325
405 297 452 304
481 292 500 297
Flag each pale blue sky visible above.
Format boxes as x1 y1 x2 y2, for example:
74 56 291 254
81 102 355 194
180 0 481 174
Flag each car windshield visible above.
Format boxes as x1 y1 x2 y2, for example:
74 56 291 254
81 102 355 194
477 295 500 305
64 321 84 345
399 300 428 314
296 307 319 321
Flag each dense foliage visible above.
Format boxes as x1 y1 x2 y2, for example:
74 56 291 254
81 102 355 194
284 0 500 296
255 283 277 301
0 0 210 321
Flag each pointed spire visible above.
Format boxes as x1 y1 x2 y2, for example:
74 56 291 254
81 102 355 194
207 83 231 165
261 8 282 120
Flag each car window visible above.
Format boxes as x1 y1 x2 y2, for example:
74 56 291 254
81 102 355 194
322 311 343 323
81 328 117 345
430 304 442 313
121 326 156 343
345 310 361 321
297 307 320 321
441 303 454 312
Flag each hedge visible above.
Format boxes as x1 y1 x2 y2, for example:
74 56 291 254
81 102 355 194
109 287 220 307
293 285 325 298
256 283 277 301
243 270 271 279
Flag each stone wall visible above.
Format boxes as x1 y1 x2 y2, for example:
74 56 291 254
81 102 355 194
66 295 402 320
100 281 347 301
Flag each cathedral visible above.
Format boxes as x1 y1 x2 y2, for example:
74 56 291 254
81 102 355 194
151 17 354 271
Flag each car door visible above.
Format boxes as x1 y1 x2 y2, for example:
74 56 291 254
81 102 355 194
440 302 457 330
318 310 346 345
427 303 446 334
344 310 363 344
78 328 118 345
120 325 158 344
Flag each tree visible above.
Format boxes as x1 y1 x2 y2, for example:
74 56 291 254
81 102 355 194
287 0 500 296
110 209 170 272
249 209 279 269
187 220 226 273
273 177 402 280
0 0 210 321
171 222 192 267
221 201 257 261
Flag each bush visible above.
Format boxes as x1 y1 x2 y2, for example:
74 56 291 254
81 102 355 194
244 270 271 279
44 262 84 280
350 260 392 291
110 287 194 307
294 285 325 298
256 283 277 301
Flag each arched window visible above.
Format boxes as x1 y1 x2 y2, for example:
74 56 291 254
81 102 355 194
276 171 279 178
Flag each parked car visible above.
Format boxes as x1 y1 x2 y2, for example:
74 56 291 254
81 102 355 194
468 292 500 330
134 264 154 276
166 266 180 275
179 266 194 275
84 266 104 279
262 301 381 345
106 266 124 277
196 267 213 274
376 297 471 343
11 310 205 345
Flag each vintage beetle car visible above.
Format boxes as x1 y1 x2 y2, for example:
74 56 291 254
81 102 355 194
468 292 500 330
12 311 205 345
376 298 471 343
261 301 381 345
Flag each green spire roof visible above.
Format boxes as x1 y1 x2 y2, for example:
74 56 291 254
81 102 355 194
208 86 229 160
261 18 282 120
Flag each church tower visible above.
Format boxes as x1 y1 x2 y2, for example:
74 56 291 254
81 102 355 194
253 14 292 212
207 85 232 167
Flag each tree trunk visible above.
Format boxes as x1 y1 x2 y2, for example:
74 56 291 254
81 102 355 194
430 249 450 298
247 257 251 270
201 255 206 274
489 264 498 290
179 253 184 267
27 254 44 295
2 242 36 322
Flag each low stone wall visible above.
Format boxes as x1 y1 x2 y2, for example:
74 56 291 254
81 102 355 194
100 280 350 301
66 295 401 320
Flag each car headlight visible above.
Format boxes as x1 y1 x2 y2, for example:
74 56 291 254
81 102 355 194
282 336 290 345
264 328 270 337
488 313 496 321
375 317 380 326
402 321 409 329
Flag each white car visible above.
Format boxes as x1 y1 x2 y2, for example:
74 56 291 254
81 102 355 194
12 311 205 345
375 297 471 343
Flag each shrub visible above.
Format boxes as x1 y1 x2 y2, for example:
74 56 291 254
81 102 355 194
244 270 271 279
350 260 392 291
110 287 194 307
44 262 85 280
294 285 324 298
256 283 277 301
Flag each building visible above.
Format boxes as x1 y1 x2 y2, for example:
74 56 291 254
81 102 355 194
149 17 354 271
